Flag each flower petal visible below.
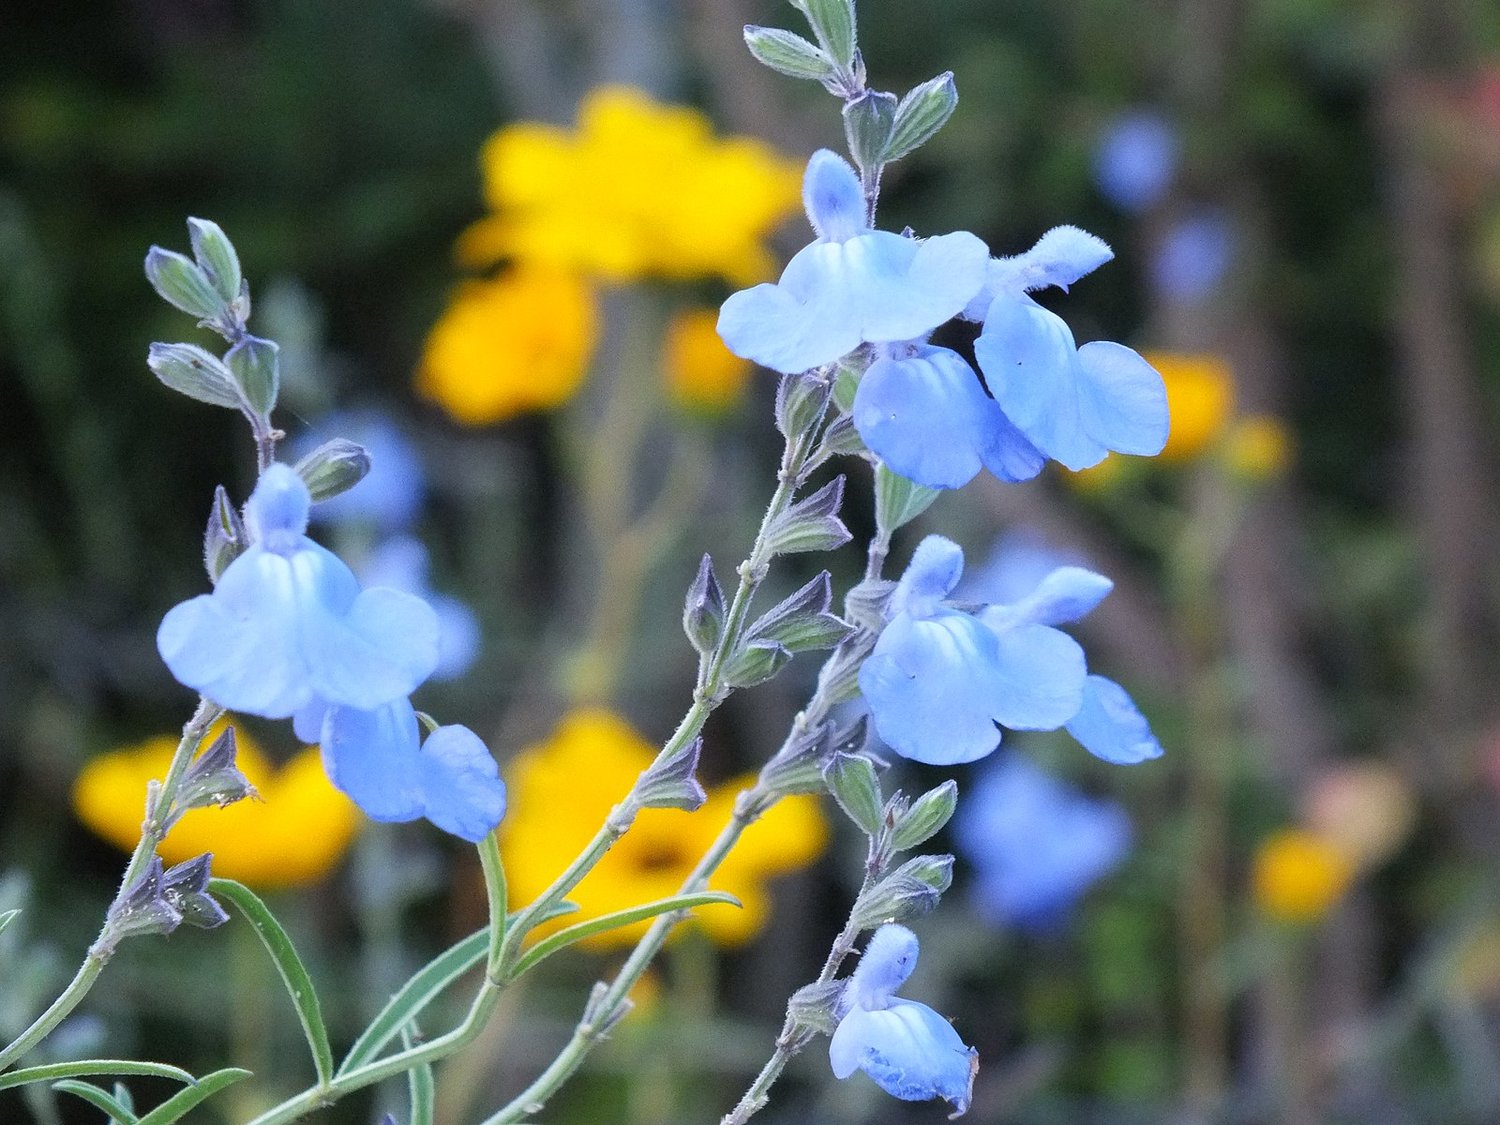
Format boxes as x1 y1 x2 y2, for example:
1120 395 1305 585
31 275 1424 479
416 725 508 842
830 999 976 1113
320 700 427 823
888 535 965 620
305 586 440 710
988 622 1087 731
803 148 866 243
853 347 988 490
1065 675 1163 764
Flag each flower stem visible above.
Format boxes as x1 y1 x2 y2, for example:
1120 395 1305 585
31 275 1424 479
0 696 222 1072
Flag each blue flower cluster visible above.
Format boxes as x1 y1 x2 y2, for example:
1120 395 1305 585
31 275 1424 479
956 754 1131 933
157 464 505 841
859 534 1161 768
718 149 1169 487
829 924 976 1115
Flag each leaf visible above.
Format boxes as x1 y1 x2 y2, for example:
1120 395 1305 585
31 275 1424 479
134 1068 251 1125
511 892 742 977
403 1027 434 1125
51 1080 140 1123
209 878 333 1087
0 1060 196 1093
338 900 578 1075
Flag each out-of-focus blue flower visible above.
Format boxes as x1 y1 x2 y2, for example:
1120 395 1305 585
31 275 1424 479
320 698 506 842
859 536 1087 765
959 530 1088 606
360 537 481 681
718 150 988 375
1094 109 1179 213
851 342 1043 489
303 411 424 531
829 923 976 1115
1150 209 1234 304
955 755 1131 932
157 464 439 719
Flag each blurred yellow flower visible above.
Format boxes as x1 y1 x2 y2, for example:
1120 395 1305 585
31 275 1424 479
664 308 753 412
73 721 360 889
418 267 599 425
458 87 803 285
1224 414 1293 480
1252 828 1354 924
500 710 827 948
1145 352 1235 461
1062 452 1128 492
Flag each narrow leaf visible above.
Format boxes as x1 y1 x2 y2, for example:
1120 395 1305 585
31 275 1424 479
51 1080 140 1123
0 1061 196 1093
134 1068 251 1125
512 892 741 977
209 878 333 1087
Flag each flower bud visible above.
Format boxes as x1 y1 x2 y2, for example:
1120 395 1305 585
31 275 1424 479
886 73 959 163
842 90 898 175
186 218 243 305
743 25 835 81
204 485 248 585
849 854 953 930
823 751 884 836
224 334 280 418
682 554 726 657
888 780 958 852
145 247 227 320
293 438 372 503
146 342 243 409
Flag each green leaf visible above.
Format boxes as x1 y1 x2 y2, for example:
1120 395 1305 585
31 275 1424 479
403 1027 434 1125
512 892 742 977
209 878 333 1087
0 1060 196 1093
338 900 576 1076
51 1080 140 1123
134 1068 251 1125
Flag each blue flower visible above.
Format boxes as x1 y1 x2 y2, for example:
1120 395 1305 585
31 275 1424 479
967 227 1169 471
851 341 1043 490
717 150 988 375
859 536 1087 765
319 698 506 842
1150 209 1233 304
360 536 481 681
302 411 424 532
1094 109 1178 213
955 755 1131 932
157 464 439 719
829 924 976 1115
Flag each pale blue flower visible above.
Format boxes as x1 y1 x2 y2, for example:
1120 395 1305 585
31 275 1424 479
851 342 1042 489
1066 675 1162 765
157 464 439 718
303 411 424 531
360 537 480 681
829 923 976 1115
955 755 1131 932
859 536 1086 765
965 227 1169 471
718 149 988 375
320 698 507 842
1094 109 1178 213
1151 209 1234 303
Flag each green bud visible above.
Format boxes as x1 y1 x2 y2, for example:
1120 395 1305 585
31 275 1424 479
224 334 280 418
146 342 243 409
792 0 857 70
874 462 940 537
683 554 726 657
721 639 793 689
144 247 226 320
823 751 883 836
758 720 833 797
292 438 372 503
636 737 708 812
775 372 833 441
743 25 836 81
842 90 898 175
886 73 958 163
764 476 851 556
849 854 954 930
786 979 846 1036
186 218 243 305
888 780 958 851
746 572 852 654
203 484 248 584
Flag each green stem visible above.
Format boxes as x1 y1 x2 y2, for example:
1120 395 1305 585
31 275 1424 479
0 697 222 1073
243 834 507 1125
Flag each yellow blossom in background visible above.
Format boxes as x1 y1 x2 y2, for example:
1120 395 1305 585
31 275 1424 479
458 87 804 285
500 710 827 948
1224 414 1293 480
1252 828 1354 923
1145 352 1236 461
418 267 599 425
1062 453 1128 493
73 721 360 889
664 307 753 412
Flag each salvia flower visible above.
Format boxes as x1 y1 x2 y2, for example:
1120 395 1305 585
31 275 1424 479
718 149 988 375
862 535 1163 767
968 227 1169 471
1093 109 1179 214
319 699 507 843
829 923 976 1116
955 755 1131 933
1150 208 1234 304
359 536 481 682
157 464 439 722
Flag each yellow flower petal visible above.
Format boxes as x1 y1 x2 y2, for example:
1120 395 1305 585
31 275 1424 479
73 721 361 890
1143 352 1236 461
417 267 598 425
1251 828 1353 923
664 308 752 413
499 709 827 948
